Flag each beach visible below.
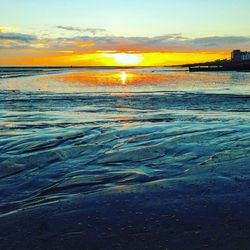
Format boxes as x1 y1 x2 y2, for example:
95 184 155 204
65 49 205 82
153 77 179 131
0 67 250 249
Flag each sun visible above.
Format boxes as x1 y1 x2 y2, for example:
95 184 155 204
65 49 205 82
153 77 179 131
103 53 142 65
113 53 142 65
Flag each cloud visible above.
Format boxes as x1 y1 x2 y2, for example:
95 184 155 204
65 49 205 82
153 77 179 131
0 26 16 33
0 32 38 49
1 30 250 53
0 32 37 43
56 26 107 35
191 36 250 48
60 34 250 52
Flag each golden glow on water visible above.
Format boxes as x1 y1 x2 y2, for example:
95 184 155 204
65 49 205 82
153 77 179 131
2 69 248 95
30 70 233 88
51 71 137 86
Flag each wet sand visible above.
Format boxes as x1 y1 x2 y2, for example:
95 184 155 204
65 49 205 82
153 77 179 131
0 68 250 249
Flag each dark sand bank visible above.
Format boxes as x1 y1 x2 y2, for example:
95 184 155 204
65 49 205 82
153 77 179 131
1 159 250 250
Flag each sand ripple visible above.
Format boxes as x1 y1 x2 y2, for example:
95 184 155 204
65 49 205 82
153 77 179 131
0 91 250 216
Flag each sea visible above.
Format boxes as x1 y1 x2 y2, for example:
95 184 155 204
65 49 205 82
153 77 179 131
0 67 250 250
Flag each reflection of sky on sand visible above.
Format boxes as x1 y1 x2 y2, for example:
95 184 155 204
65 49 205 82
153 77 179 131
1 68 250 94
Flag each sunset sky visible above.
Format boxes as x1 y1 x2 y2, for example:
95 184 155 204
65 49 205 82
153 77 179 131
1 0 250 66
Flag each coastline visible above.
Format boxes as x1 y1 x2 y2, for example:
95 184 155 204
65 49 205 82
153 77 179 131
179 59 250 72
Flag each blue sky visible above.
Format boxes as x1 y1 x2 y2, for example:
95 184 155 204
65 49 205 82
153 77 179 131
1 0 250 65
2 0 250 37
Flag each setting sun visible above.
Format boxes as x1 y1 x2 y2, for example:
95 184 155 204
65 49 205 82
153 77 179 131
103 53 142 65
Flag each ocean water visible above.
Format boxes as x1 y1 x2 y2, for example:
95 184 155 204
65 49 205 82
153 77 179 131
0 67 250 250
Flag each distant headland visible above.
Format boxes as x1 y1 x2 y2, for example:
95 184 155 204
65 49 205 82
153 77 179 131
181 50 250 72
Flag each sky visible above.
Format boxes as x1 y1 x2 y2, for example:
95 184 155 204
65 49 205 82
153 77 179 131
1 0 250 66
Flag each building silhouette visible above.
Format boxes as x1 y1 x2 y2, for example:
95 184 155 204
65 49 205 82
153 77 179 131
231 50 250 61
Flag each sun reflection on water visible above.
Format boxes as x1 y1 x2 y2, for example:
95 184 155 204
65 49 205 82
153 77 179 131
120 72 127 85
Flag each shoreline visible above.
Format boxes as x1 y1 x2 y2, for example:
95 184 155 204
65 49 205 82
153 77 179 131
179 59 250 72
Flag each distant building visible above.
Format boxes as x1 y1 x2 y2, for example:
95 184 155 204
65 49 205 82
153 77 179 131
231 50 241 61
231 50 250 61
241 51 250 60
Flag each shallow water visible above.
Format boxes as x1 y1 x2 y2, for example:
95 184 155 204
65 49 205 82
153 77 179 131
0 67 250 249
